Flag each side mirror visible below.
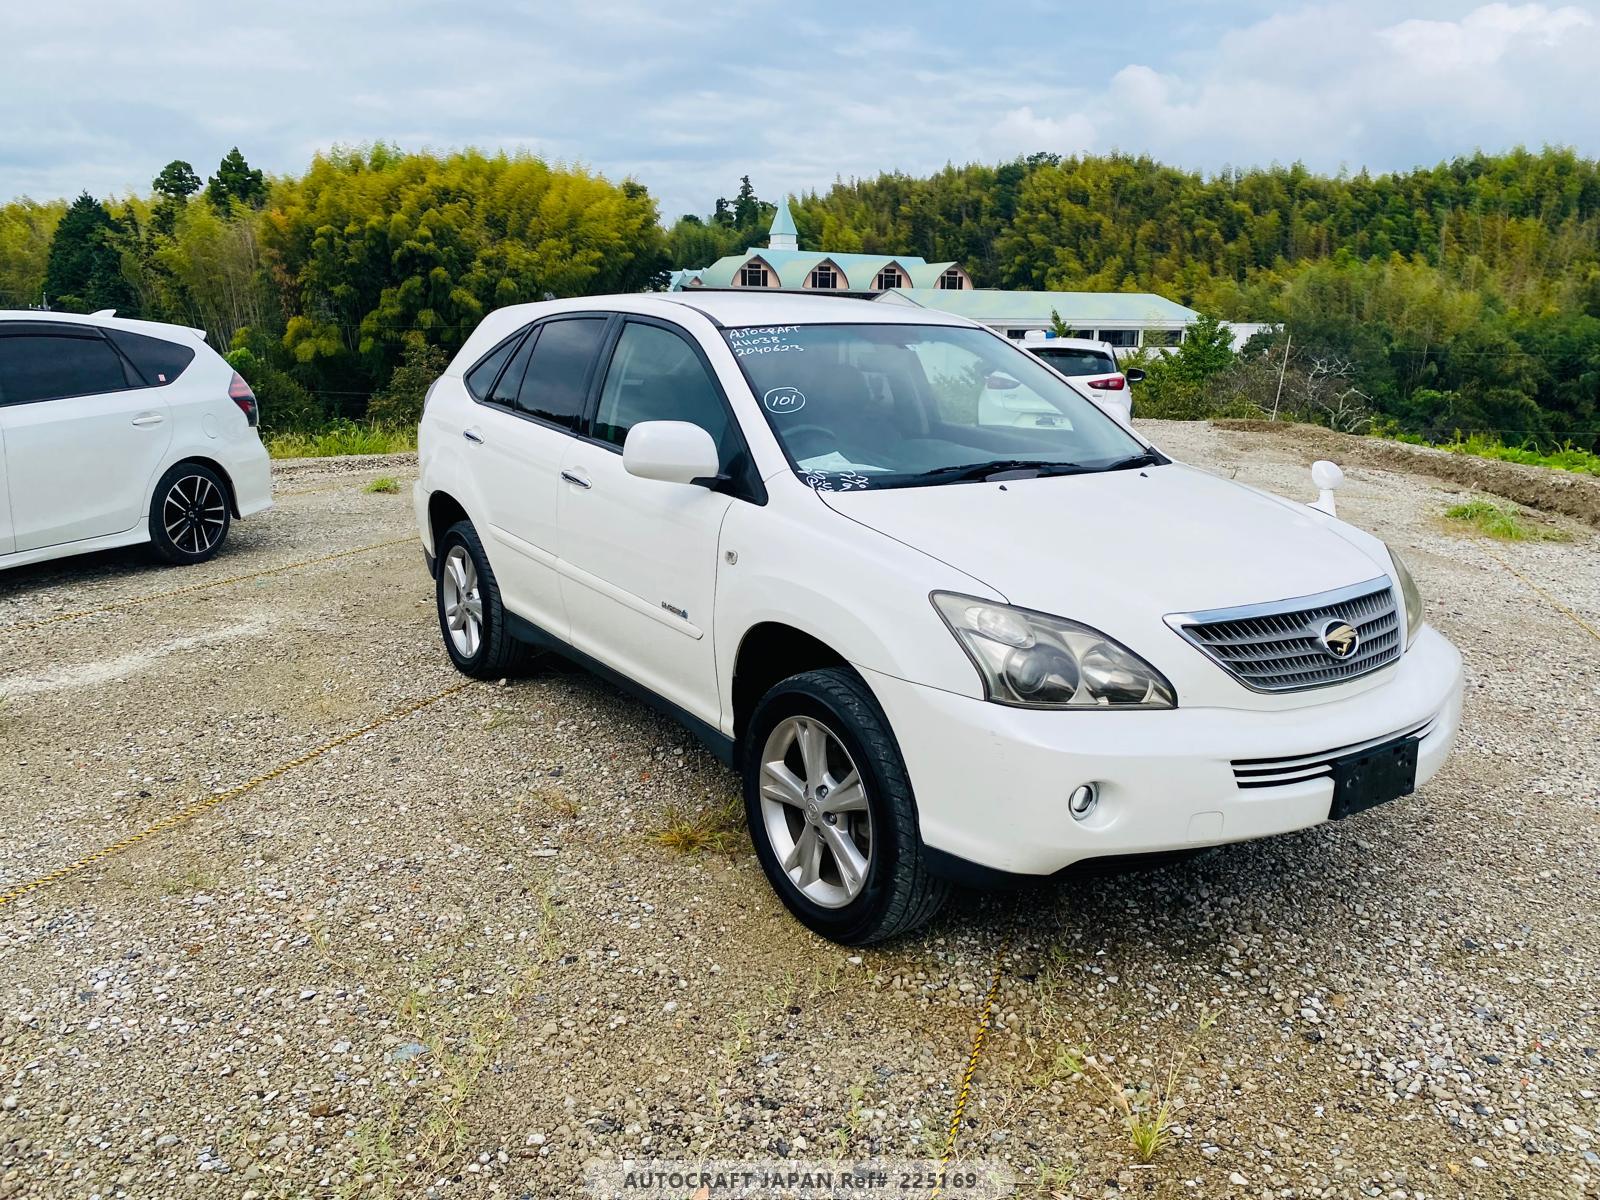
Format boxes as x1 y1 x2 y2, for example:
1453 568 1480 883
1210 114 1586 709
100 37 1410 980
623 420 721 486
984 371 1022 391
1123 367 1146 384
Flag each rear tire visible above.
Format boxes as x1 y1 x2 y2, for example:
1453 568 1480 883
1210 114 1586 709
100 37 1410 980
743 668 948 945
435 520 533 679
149 462 231 565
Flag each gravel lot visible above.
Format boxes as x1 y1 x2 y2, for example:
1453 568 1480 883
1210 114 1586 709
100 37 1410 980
0 424 1596 1200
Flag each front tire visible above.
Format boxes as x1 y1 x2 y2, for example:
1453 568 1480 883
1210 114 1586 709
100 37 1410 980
435 520 533 679
149 462 231 565
743 668 948 945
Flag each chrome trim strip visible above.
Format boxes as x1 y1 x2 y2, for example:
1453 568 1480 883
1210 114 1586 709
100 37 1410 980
1168 576 1392 626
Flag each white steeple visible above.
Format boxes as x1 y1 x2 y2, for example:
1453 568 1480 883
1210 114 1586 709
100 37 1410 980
768 197 799 252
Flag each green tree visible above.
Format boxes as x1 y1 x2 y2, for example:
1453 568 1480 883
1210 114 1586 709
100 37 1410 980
207 147 267 209
366 336 449 426
42 192 133 312
153 160 202 200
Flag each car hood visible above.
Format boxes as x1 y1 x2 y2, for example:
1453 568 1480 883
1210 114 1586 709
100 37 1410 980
817 463 1392 700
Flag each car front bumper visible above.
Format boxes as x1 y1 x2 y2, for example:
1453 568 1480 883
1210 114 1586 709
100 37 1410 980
861 625 1464 877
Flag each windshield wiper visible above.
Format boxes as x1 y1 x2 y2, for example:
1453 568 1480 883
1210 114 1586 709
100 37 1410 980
910 458 1092 484
1101 449 1165 472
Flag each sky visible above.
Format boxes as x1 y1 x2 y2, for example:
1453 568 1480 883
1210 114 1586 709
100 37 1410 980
3 0 1599 222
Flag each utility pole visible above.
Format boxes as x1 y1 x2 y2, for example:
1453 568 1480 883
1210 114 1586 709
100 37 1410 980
1270 331 1292 421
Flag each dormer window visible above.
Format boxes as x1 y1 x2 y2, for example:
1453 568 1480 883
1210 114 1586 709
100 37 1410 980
939 268 966 290
874 266 905 290
809 264 839 289
739 261 770 287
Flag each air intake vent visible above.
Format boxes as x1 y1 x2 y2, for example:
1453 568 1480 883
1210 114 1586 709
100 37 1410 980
1168 578 1402 693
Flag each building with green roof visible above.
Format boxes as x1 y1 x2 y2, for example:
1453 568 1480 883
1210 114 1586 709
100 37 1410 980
668 199 1204 350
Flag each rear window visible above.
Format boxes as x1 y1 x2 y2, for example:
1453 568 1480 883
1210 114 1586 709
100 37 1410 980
106 328 196 385
1030 347 1116 376
0 333 135 405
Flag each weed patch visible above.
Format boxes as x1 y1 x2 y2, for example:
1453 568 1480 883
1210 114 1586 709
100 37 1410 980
1444 499 1571 542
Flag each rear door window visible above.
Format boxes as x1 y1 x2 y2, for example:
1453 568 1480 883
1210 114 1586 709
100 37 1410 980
514 318 607 431
105 328 196 385
0 332 135 405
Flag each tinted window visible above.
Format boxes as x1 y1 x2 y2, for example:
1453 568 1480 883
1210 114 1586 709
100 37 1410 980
106 328 196 385
515 318 606 430
465 332 524 401
595 322 735 468
0 333 133 405
491 329 539 407
1031 347 1116 376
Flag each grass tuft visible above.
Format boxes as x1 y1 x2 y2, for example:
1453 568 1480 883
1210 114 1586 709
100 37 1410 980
1444 499 1572 542
652 796 744 855
265 420 417 460
364 476 401 494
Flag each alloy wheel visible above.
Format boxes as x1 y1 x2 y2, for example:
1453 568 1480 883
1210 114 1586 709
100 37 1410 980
758 715 874 908
441 544 484 658
162 473 227 556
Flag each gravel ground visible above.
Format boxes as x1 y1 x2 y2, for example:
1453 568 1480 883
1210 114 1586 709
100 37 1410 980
0 429 1596 1200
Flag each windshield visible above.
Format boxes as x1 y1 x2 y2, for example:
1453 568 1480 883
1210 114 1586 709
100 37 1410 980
1029 346 1117 376
724 323 1152 490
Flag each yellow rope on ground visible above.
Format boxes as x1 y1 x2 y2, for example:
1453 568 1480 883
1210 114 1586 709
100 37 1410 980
931 935 1010 1198
0 681 471 909
1479 541 1600 646
2 537 414 634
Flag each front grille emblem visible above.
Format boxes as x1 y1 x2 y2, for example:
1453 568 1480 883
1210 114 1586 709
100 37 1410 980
1318 619 1360 659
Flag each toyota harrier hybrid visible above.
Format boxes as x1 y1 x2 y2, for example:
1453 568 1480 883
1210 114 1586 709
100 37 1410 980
0 311 272 570
414 293 1463 945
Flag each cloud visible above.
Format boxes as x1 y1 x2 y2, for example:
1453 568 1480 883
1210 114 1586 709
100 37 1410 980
1 1 1597 220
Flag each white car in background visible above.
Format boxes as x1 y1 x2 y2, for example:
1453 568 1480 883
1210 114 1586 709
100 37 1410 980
985 334 1144 428
414 292 1463 945
0 311 272 570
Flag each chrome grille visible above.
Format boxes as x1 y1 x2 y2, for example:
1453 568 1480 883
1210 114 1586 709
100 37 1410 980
1167 577 1401 693
1231 716 1437 789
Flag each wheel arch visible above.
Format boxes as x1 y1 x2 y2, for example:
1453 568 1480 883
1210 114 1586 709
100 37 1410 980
163 455 240 517
426 489 471 559
730 621 856 757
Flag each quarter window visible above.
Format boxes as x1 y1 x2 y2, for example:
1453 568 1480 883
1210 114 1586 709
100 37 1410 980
465 332 524 401
514 318 607 431
489 329 539 407
0 333 133 406
105 328 196 385
594 322 735 469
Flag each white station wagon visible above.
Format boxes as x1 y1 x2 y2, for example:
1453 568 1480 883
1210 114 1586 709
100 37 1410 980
414 292 1463 944
0 310 272 570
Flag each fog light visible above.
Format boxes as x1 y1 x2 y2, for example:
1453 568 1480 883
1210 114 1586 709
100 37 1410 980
1068 783 1098 820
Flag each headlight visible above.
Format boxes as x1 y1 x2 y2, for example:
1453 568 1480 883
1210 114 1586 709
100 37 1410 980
931 593 1176 709
1387 545 1424 648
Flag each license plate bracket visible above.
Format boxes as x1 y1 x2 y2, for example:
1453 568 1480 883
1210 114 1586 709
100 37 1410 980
1329 735 1419 820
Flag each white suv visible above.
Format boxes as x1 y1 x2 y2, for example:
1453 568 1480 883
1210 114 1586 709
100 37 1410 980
0 311 272 570
415 293 1463 944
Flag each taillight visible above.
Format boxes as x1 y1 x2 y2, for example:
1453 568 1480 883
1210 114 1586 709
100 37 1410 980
228 372 259 426
1087 375 1125 391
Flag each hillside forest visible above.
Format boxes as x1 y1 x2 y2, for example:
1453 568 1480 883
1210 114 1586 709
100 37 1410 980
2 145 1597 451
